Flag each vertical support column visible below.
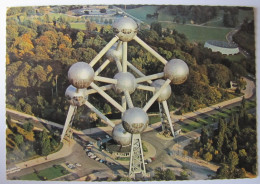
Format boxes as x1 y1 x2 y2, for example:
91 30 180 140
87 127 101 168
158 102 165 131
129 134 146 178
122 42 127 72
122 96 127 115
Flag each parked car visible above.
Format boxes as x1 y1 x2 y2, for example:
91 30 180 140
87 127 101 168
90 155 97 159
75 163 82 167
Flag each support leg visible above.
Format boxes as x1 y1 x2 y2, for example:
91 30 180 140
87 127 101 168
61 105 77 142
162 100 175 137
129 134 146 178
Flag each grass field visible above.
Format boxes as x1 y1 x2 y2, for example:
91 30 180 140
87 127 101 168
70 23 86 30
20 165 69 181
125 6 253 43
149 115 161 125
161 22 232 43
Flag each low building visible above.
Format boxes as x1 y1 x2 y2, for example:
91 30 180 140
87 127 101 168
204 40 239 55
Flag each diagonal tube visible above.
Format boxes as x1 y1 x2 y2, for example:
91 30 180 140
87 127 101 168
133 35 167 65
143 79 171 112
124 90 134 108
89 36 119 67
94 76 117 84
85 84 113 95
127 61 152 84
60 105 77 142
95 59 111 76
84 101 115 128
136 72 164 83
162 100 175 137
136 84 155 92
115 59 123 72
90 83 125 112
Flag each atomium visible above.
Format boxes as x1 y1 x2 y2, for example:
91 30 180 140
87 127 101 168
112 123 132 146
62 16 190 178
113 16 138 42
151 79 172 102
164 59 189 85
113 72 137 94
68 62 94 89
122 107 148 134
65 85 86 106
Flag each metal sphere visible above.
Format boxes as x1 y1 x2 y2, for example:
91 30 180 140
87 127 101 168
122 107 148 134
68 62 94 89
65 85 86 106
113 72 137 94
164 59 189 84
106 44 122 62
151 79 172 102
112 123 132 146
113 17 138 42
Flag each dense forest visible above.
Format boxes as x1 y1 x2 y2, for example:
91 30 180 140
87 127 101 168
185 98 257 177
6 6 254 129
6 116 61 163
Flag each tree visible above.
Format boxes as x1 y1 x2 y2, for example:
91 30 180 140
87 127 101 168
150 22 162 36
14 134 24 146
203 152 213 162
40 129 51 156
228 151 239 170
153 168 175 181
74 31 85 46
231 137 237 151
180 170 189 180
216 164 230 179
13 63 31 88
200 127 208 145
23 121 34 132
207 64 232 88
100 8 107 13
85 19 97 32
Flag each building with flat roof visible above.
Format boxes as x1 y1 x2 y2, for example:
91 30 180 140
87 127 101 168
204 40 239 55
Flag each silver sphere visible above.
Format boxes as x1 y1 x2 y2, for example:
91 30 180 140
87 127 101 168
122 107 148 134
113 72 137 94
65 85 86 106
112 123 132 146
113 17 138 42
151 79 172 102
68 62 94 89
164 59 189 84
106 43 122 62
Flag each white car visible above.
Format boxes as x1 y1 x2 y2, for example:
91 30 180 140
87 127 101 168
75 163 82 167
88 152 94 157
90 155 97 159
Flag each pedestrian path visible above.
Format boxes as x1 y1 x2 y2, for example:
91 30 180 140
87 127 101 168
15 140 76 170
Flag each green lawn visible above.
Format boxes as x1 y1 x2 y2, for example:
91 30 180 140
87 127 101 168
160 22 232 43
125 6 158 22
70 23 86 30
149 115 161 124
20 165 69 181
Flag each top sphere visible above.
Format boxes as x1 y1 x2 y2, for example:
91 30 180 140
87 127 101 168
122 107 148 134
113 17 138 42
164 59 189 84
68 62 94 89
